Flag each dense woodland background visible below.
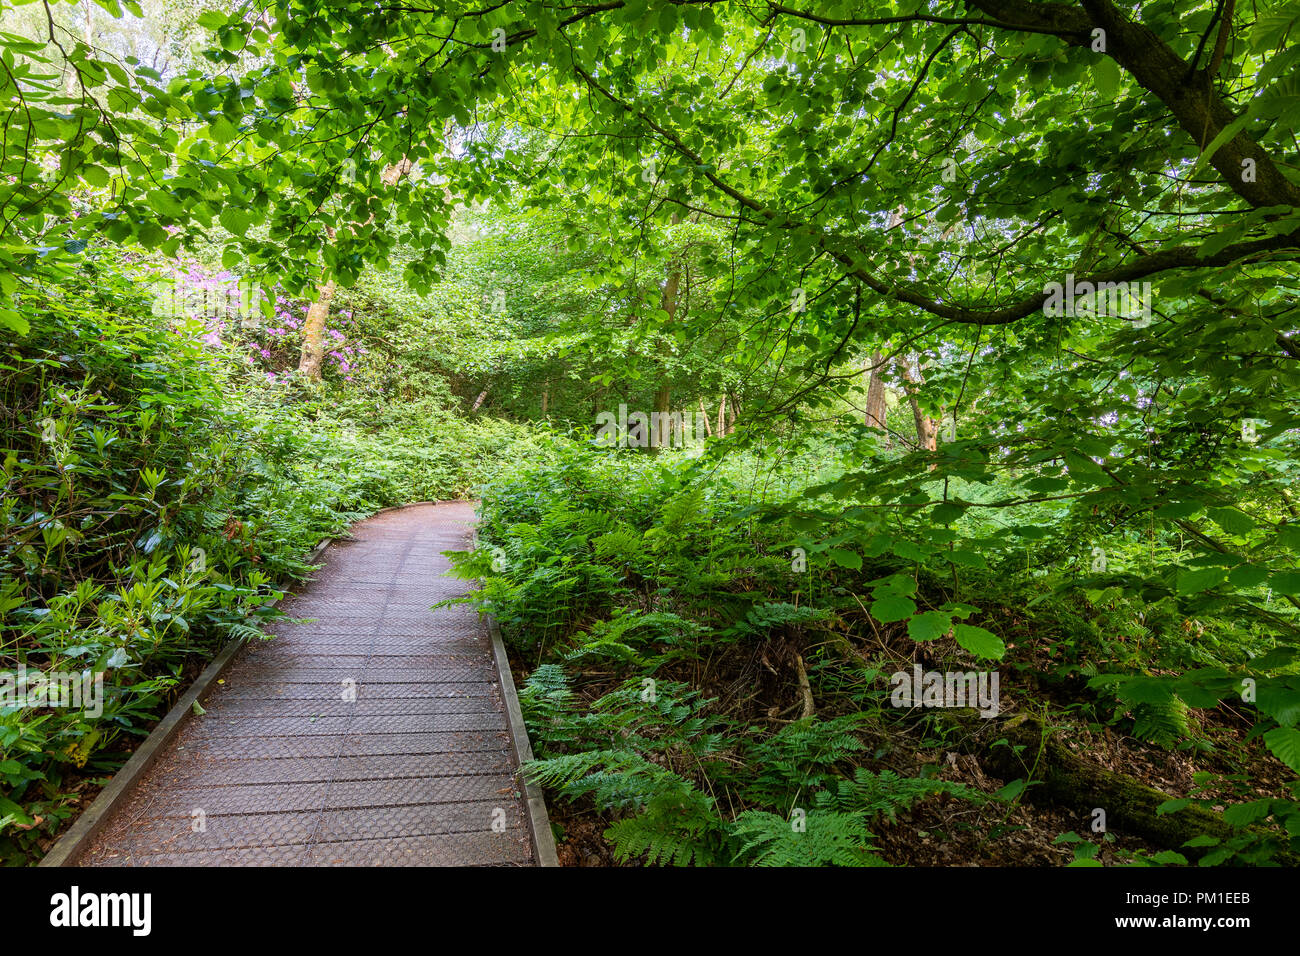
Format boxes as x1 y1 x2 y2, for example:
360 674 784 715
2 0 1300 866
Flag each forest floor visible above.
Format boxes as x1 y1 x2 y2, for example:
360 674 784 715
507 634 1288 867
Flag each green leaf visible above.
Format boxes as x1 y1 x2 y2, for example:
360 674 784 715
871 594 916 624
0 309 30 335
1270 571 1300 596
81 165 111 188
1221 799 1272 827
1228 564 1269 588
931 501 965 523
1092 58 1123 98
1117 676 1175 705
219 205 251 237
1157 797 1192 816
947 548 987 568
1256 682 1300 727
907 611 950 642
953 623 1005 659
828 548 861 570
210 115 238 143
1207 507 1255 536
1176 567 1226 594
1263 726 1300 773
993 778 1028 801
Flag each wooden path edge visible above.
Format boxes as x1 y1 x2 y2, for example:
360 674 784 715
486 615 559 867
40 501 559 868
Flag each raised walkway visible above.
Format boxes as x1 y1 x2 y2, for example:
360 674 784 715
49 502 552 866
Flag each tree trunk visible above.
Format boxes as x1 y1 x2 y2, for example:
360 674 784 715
297 160 411 380
941 712 1298 864
297 279 337 379
698 400 713 438
651 213 683 448
864 351 888 433
898 359 937 452
716 394 727 436
471 389 489 412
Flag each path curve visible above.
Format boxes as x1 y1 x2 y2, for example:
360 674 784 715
73 502 536 866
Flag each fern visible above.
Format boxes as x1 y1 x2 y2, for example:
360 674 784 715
223 622 266 642
730 810 885 867
741 715 868 806
1133 697 1193 746
743 602 830 632
817 768 984 823
603 788 726 866
524 748 728 865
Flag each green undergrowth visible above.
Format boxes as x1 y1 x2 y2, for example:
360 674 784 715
0 267 526 863
448 439 1300 867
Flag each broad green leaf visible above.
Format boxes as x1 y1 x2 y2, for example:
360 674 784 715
871 594 916 624
953 623 1005 660
907 611 950 642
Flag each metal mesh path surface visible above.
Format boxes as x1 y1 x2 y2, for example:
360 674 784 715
73 502 536 867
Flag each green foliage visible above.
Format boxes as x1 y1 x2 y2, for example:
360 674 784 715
0 253 529 862
5 0 1300 868
819 768 985 826
731 810 883 868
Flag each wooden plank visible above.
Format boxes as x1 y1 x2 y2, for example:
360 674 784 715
43 501 557 867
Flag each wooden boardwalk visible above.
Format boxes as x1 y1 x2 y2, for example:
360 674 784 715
67 502 542 866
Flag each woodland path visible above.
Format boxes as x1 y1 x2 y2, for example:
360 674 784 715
70 502 539 866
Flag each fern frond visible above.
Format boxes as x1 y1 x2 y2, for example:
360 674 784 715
729 810 884 867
